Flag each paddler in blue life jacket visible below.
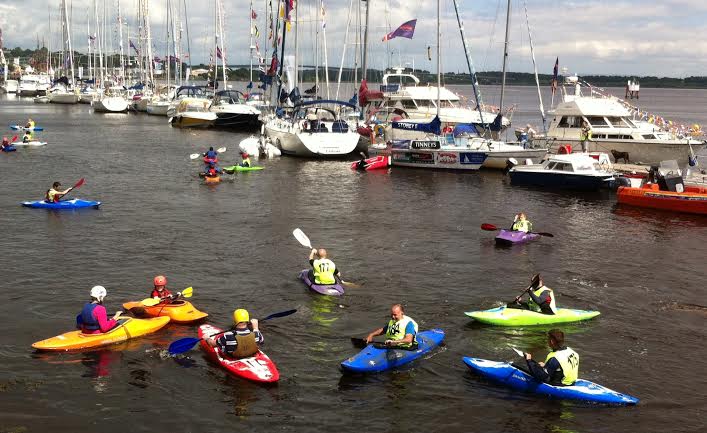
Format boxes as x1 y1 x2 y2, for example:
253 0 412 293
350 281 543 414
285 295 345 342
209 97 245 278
206 309 264 359
309 248 341 285
239 151 252 167
511 212 533 233
509 274 557 315
76 286 122 334
524 329 579 386
364 304 419 349
203 147 219 172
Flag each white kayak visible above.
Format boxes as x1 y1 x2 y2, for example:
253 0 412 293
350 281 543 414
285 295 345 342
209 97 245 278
11 141 47 147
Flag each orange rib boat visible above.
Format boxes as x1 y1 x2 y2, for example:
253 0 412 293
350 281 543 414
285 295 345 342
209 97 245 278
617 183 707 215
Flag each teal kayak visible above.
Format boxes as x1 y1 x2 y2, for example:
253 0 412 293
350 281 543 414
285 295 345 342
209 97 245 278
223 165 263 173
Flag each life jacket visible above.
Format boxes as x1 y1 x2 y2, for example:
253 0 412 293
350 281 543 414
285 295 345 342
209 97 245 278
231 332 259 358
203 156 218 165
150 288 172 300
545 347 579 386
205 150 218 159
45 189 59 202
512 219 532 233
207 167 217 176
241 157 251 167
79 303 101 331
527 286 557 314
384 315 419 349
312 258 336 285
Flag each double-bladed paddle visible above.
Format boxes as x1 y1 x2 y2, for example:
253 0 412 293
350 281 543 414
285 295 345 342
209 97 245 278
350 337 386 349
167 308 297 355
60 178 85 200
292 228 359 287
513 273 540 304
481 223 554 238
138 286 194 307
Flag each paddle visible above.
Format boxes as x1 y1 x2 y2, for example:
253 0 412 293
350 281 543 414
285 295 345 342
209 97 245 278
512 273 540 304
350 337 387 349
140 286 194 306
512 347 525 357
58 178 85 201
480 223 554 238
167 308 297 355
292 228 359 287
190 147 227 160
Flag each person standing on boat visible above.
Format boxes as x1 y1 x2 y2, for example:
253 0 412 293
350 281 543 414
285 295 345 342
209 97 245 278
364 304 419 349
511 213 533 233
76 286 122 334
580 121 592 152
309 248 341 285
524 329 579 386
45 182 72 203
206 309 263 358
509 274 557 315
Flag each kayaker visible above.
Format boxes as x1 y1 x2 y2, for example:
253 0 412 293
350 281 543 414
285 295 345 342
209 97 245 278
524 329 579 386
150 275 180 303
1 137 10 150
364 304 419 349
45 182 72 203
511 213 533 233
203 162 221 177
206 309 263 358
25 118 35 129
309 248 341 285
76 286 122 334
509 274 557 315
239 152 252 168
355 152 368 171
22 132 31 143
203 146 218 161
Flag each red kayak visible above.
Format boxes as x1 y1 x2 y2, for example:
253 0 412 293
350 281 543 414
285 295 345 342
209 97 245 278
350 155 391 171
198 324 279 383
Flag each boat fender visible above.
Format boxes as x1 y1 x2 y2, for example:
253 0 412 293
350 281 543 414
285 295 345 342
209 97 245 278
504 158 518 175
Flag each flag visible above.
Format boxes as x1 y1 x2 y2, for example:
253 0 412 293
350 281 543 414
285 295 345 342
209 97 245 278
253 25 260 38
216 46 224 61
267 54 278 76
88 33 96 43
382 19 417 42
285 0 294 21
251 9 257 19
550 57 559 95
358 79 369 107
129 40 139 54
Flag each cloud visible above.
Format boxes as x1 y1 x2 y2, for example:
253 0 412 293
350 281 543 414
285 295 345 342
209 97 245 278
1 0 706 77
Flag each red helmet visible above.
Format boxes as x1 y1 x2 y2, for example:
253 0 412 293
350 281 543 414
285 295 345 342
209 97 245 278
154 275 167 286
1 137 7 144
241 152 249 158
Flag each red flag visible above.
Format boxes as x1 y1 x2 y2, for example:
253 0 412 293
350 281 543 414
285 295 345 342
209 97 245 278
216 46 223 60
251 9 257 19
358 79 369 107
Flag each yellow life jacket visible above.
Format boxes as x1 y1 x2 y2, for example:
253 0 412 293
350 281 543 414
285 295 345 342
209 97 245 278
527 286 557 314
232 332 259 358
242 157 251 167
384 315 418 348
312 258 336 285
46 188 60 202
545 347 579 385
512 219 532 232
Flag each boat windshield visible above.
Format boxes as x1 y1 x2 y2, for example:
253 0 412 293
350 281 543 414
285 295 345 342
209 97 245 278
439 100 456 108
586 116 609 127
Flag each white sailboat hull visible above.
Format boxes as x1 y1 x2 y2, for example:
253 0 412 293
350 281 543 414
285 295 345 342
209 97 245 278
265 120 360 157
93 96 129 113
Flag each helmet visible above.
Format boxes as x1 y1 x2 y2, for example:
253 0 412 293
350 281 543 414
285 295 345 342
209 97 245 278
233 309 250 324
154 275 167 286
241 152 249 157
90 285 107 301
2 137 7 144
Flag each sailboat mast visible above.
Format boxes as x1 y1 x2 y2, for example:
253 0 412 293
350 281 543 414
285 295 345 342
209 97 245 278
183 0 192 84
145 0 154 86
218 0 226 88
498 0 511 114
118 0 125 82
362 0 370 82
522 0 546 133
249 0 254 83
436 0 441 119
276 0 287 101
321 0 329 99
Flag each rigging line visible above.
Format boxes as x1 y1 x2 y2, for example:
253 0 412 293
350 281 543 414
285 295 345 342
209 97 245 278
481 0 502 75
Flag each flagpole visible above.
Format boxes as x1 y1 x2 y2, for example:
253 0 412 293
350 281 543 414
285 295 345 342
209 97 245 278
436 0 440 120
362 0 370 83
321 1 329 99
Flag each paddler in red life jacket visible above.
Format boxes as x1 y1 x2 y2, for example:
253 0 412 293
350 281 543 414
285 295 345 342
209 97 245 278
45 181 72 203
308 248 341 285
150 275 182 304
523 329 579 386
206 309 264 358
76 286 122 334
511 212 533 233
509 274 558 315
364 303 419 349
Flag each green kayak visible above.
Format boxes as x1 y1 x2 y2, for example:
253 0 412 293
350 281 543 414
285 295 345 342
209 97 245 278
223 165 264 173
465 306 600 326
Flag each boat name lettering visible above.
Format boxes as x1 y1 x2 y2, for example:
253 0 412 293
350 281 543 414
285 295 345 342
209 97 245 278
411 140 441 150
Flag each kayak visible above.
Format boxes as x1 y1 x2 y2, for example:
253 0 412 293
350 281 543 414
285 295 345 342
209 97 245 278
465 306 600 326
204 175 221 184
350 155 391 171
298 269 344 296
198 324 279 383
1 146 17 152
10 125 44 131
462 357 639 405
31 316 170 351
341 329 445 373
11 141 47 147
122 300 208 324
223 165 264 173
22 199 101 209
495 229 541 245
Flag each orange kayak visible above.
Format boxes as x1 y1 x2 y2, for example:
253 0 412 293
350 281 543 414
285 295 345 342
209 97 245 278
122 300 208 324
32 316 170 351
204 175 221 184
617 183 707 215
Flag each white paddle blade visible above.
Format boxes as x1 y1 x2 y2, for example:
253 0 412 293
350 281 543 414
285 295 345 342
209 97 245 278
292 228 312 249
217 147 227 153
189 153 200 160
512 347 525 357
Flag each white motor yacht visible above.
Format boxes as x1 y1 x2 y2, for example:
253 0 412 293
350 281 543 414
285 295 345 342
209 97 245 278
210 90 261 129
48 85 80 104
508 152 617 191
19 75 40 96
169 97 216 128
1 79 19 93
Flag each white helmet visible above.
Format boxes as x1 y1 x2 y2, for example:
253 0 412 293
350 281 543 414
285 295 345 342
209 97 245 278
90 285 107 302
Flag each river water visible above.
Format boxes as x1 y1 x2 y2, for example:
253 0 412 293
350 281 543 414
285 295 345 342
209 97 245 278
0 87 705 433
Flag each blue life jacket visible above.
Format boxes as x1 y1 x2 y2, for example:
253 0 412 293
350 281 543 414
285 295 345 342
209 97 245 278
206 150 217 159
78 303 100 331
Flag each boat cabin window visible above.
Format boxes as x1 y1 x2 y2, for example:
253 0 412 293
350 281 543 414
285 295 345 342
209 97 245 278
553 162 574 172
545 162 557 170
642 134 656 139
586 116 608 127
400 99 417 109
415 99 433 108
439 100 456 108
606 116 625 127
558 116 582 128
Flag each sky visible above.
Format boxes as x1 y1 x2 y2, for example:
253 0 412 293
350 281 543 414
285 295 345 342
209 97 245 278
1 0 706 78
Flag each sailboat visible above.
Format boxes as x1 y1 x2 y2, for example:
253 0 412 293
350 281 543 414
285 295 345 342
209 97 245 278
49 0 80 104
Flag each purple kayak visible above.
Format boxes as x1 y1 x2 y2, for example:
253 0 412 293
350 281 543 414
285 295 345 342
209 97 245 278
494 229 541 245
298 269 345 296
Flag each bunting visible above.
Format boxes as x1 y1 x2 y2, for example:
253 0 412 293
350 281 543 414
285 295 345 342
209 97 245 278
382 19 417 42
129 40 139 54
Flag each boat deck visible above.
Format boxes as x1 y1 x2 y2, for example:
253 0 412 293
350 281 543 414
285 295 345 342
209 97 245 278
614 163 707 186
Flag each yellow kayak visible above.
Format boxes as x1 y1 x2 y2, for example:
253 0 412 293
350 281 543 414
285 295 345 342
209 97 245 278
122 300 208 324
31 316 170 351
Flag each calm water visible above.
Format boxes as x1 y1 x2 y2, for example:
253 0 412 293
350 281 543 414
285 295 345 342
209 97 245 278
0 88 705 433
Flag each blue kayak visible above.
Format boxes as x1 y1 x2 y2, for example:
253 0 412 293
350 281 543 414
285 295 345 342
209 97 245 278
341 329 445 373
10 125 44 131
462 357 639 405
21 199 101 209
1 146 17 152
